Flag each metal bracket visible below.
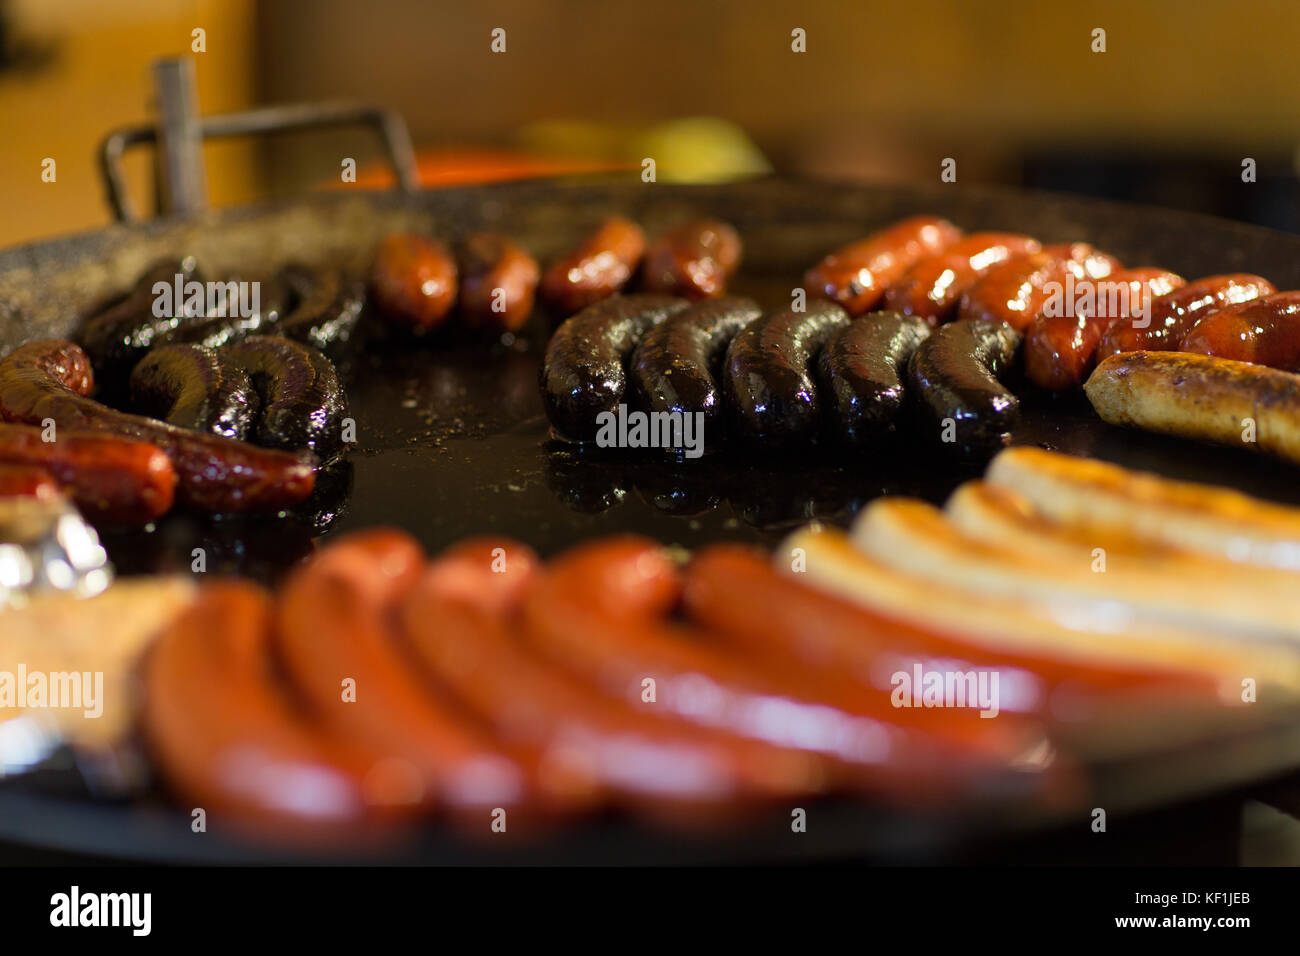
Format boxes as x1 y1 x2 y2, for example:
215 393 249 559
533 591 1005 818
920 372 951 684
98 57 418 222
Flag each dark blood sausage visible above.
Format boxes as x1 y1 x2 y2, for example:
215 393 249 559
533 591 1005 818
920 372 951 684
540 294 689 441
129 343 260 440
1024 268 1185 392
817 312 931 447
457 233 540 334
221 336 347 454
882 232 1042 324
908 318 1023 453
165 271 290 351
1178 291 1300 371
629 296 761 436
368 235 458 334
0 340 316 513
278 265 367 354
804 216 961 317
1096 274 1276 362
0 463 59 500
723 301 850 446
957 243 1121 332
0 422 176 523
77 258 200 387
640 219 742 301
539 216 647 316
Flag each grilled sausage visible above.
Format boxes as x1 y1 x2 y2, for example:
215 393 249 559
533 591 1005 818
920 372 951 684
369 234 458 334
277 265 367 355
805 215 961 316
0 340 316 513
722 301 850 447
908 318 1022 453
1095 274 1276 362
540 216 646 316
129 343 260 440
640 219 742 300
816 312 931 447
1024 268 1185 391
0 463 59 500
1085 350 1300 469
457 233 540 334
882 232 1042 324
220 336 347 454
1180 291 1300 370
0 422 175 523
629 296 761 438
957 243 1121 331
540 294 689 441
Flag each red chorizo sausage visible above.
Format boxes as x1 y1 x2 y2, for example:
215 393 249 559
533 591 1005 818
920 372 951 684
1095 273 1275 362
882 232 1041 324
369 233 459 333
640 218 742 300
1180 291 1300 370
0 423 175 523
0 340 315 513
0 463 58 500
805 215 961 317
539 216 646 316
457 232 540 334
1024 268 1185 391
957 243 1121 332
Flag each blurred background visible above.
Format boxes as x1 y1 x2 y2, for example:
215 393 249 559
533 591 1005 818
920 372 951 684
2 0 1300 245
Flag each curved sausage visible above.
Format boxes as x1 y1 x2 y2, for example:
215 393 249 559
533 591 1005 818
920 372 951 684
1095 273 1276 362
805 215 961 316
129 343 260 440
629 296 761 437
1180 291 1300 370
640 219 742 300
816 312 931 447
539 216 646 316
1024 268 1185 391
457 233 540 334
957 243 1121 331
277 265 367 356
722 301 850 447
540 294 689 441
0 422 175 524
141 580 420 838
908 318 1022 453
882 232 1042 324
220 336 347 454
369 234 459 334
0 340 316 513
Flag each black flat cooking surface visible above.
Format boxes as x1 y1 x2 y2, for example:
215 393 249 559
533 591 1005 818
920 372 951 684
6 178 1300 863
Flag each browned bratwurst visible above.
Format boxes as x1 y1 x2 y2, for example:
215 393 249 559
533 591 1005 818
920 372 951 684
882 232 1041 324
540 216 646 316
369 233 459 333
457 232 540 334
804 215 961 316
641 219 742 301
0 340 315 513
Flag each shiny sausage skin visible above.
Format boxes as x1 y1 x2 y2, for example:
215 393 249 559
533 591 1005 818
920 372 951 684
273 530 587 819
0 463 59 500
957 243 1121 332
722 301 850 447
882 232 1042 324
805 216 961 317
276 265 367 356
220 336 347 455
1180 291 1300 370
540 294 689 441
142 580 419 838
1096 273 1275 362
368 234 458 334
1024 268 1185 392
908 318 1022 453
540 216 646 316
0 340 316 513
640 219 742 300
0 422 175 524
816 312 931 447
457 233 540 334
629 296 761 437
402 539 819 817
129 343 259 440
